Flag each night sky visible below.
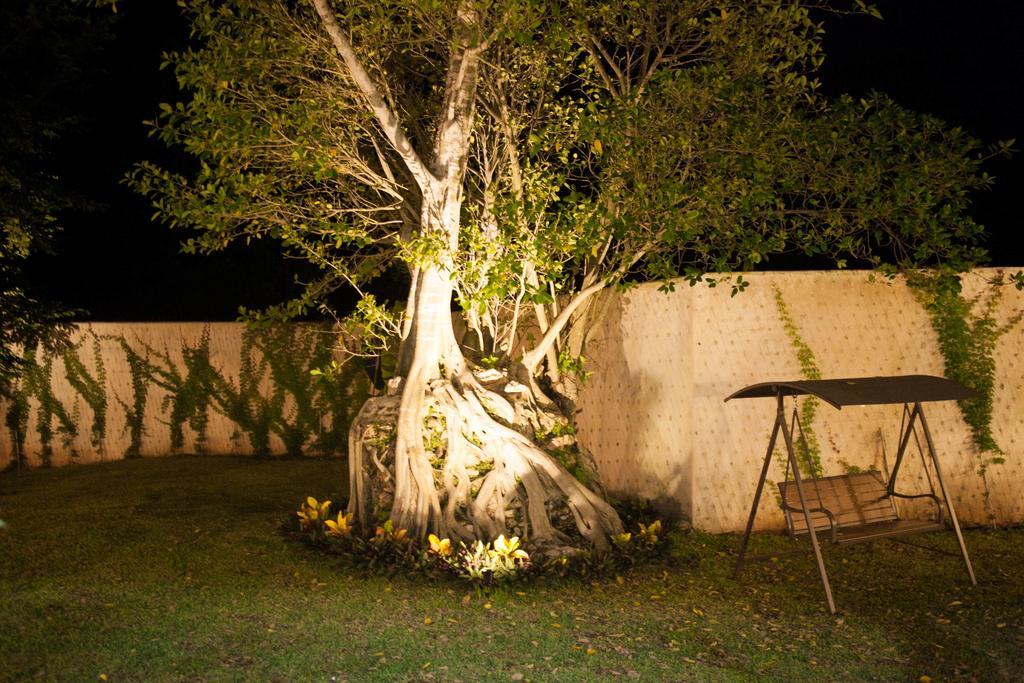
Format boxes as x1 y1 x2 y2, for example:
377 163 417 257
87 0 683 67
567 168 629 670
17 0 1024 321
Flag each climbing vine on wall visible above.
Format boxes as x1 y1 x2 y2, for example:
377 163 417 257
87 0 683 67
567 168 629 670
62 335 108 451
216 329 275 457
142 327 218 453
773 287 824 478
114 338 152 458
240 324 369 457
3 324 371 466
3 380 29 470
909 271 1023 519
13 347 79 465
205 324 369 457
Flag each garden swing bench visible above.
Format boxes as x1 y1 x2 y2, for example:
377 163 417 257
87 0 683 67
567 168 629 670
726 375 978 614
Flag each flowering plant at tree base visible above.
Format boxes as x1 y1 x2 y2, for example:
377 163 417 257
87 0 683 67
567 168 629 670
293 496 668 584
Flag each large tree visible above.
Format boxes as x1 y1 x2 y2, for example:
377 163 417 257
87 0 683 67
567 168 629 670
133 0 997 553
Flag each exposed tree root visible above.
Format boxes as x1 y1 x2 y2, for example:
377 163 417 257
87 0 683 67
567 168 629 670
347 368 623 554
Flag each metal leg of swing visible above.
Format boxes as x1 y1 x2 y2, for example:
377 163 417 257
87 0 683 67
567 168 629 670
733 412 782 580
917 404 977 585
781 415 837 614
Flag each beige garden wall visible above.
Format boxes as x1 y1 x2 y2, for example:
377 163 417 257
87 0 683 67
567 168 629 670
0 323 362 469
576 269 1024 532
5 272 1023 533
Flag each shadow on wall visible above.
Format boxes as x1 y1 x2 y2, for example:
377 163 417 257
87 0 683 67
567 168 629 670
579 290 693 524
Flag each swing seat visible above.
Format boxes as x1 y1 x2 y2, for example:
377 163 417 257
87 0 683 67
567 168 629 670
778 471 944 545
729 376 979 614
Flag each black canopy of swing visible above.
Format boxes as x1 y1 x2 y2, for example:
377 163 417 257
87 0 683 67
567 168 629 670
724 374 977 409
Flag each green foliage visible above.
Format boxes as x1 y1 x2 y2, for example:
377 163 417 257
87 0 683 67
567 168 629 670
296 497 422 574
553 445 592 487
61 335 108 450
909 272 1022 477
143 328 217 453
3 379 30 470
535 421 576 442
115 338 152 458
556 351 592 385
773 288 823 477
132 0 1004 381
21 347 79 464
130 324 370 457
256 326 369 456
429 533 531 584
3 333 110 465
422 404 448 456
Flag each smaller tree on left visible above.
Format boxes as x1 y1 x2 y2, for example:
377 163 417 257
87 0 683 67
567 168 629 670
0 0 112 394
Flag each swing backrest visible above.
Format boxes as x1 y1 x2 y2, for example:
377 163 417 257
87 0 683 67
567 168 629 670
778 471 899 535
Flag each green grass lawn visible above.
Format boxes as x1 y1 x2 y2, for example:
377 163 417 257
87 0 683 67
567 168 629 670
1 457 1022 682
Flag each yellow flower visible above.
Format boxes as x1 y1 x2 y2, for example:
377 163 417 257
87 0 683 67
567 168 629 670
297 497 333 531
493 534 528 560
301 496 331 519
613 532 632 547
428 534 453 557
638 520 662 544
372 520 410 546
325 512 354 537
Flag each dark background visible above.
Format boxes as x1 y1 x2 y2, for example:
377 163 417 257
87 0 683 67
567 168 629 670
19 0 1024 321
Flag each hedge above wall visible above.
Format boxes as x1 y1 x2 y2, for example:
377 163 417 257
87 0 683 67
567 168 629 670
1 323 370 470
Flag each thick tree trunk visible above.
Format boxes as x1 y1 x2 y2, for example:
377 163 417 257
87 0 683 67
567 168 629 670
348 204 623 553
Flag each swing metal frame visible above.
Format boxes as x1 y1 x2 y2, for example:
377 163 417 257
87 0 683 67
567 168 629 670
726 375 979 614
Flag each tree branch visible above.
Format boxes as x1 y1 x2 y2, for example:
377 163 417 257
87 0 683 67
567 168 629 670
311 0 435 192
520 280 607 375
522 246 648 375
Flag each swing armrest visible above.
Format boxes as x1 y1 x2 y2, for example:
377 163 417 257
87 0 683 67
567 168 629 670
779 502 838 544
888 491 944 525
